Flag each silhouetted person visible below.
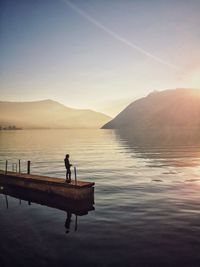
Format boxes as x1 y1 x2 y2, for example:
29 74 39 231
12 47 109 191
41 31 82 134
64 154 72 183
65 211 72 233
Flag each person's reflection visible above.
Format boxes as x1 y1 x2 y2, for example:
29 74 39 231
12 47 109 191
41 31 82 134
65 211 72 233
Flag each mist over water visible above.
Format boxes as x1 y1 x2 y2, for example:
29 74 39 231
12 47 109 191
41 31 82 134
1 129 200 267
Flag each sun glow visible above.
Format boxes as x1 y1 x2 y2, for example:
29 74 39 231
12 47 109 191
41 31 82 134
184 69 200 89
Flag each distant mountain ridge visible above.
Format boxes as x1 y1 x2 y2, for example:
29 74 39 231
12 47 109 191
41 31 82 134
102 88 200 131
0 99 111 129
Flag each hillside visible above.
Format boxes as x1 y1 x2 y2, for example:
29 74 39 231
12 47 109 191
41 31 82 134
0 100 111 129
102 89 200 132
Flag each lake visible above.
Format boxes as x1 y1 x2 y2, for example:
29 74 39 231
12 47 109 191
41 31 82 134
1 129 200 267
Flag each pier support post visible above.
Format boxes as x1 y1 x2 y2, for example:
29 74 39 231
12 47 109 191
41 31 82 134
75 215 78 231
5 195 8 209
27 160 31 174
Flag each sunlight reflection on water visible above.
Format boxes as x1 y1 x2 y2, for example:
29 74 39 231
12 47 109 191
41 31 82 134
1 129 200 266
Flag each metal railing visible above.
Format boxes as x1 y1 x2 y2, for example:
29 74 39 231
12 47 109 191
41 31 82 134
2 159 78 184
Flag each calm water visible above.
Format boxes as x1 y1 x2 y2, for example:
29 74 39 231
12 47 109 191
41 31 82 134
1 129 200 267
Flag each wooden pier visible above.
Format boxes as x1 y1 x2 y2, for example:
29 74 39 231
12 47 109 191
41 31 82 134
0 170 95 201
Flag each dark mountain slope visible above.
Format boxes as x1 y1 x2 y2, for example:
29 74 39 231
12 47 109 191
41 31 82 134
102 89 200 131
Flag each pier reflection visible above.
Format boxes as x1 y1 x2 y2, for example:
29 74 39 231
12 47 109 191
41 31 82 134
0 184 94 233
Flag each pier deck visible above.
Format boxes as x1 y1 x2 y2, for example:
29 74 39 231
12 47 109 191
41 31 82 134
0 170 94 200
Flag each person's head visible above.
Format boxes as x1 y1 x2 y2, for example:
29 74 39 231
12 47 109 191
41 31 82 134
66 154 69 159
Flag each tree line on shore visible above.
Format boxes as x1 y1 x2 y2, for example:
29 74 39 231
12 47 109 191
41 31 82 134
0 125 22 130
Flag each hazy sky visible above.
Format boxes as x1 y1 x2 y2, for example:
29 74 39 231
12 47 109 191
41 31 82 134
1 0 200 116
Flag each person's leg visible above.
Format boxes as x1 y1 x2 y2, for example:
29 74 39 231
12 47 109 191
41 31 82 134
66 169 70 182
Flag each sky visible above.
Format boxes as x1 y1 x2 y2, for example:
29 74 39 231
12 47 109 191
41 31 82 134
0 0 200 116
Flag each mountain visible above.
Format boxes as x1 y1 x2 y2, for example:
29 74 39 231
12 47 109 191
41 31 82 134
0 100 111 129
102 88 200 132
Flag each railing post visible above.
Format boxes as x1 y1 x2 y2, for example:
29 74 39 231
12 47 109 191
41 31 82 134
5 160 8 175
19 159 21 173
74 166 77 185
27 160 31 174
12 163 17 172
